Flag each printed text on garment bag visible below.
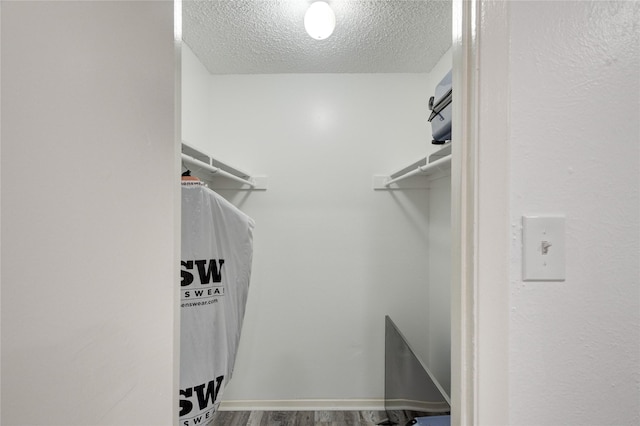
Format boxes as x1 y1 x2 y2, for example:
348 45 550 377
181 259 225 305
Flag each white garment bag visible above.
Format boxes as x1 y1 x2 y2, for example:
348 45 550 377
179 182 254 426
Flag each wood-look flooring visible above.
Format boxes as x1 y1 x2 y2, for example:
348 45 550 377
209 410 431 425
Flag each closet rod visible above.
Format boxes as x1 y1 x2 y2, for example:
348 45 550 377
181 153 256 187
384 155 451 187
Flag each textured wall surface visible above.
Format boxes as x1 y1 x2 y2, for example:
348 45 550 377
183 0 452 74
1 2 178 424
508 1 640 424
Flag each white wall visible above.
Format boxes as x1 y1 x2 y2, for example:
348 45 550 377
182 46 213 148
425 48 453 398
182 45 452 407
507 1 639 424
1 2 179 425
427 174 451 396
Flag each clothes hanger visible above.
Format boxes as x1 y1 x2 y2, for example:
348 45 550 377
181 168 201 182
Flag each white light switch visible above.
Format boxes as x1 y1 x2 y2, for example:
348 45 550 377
523 216 565 281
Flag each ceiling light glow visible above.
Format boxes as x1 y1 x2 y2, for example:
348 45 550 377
304 1 335 40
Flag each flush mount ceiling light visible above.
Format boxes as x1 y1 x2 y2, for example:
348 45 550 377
304 1 336 40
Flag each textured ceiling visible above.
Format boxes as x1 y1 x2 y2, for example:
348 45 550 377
183 0 452 74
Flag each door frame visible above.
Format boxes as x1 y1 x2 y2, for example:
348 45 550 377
451 0 510 424
172 0 512 424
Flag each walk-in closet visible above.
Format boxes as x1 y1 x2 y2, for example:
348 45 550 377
179 2 453 424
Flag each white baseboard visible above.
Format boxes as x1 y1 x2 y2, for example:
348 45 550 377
218 399 385 412
385 399 450 413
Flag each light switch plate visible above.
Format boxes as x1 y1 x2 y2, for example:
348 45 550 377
522 216 566 281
